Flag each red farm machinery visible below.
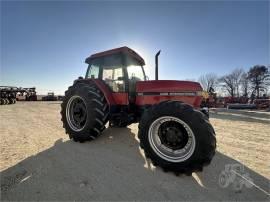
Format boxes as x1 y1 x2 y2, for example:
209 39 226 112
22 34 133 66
61 47 216 174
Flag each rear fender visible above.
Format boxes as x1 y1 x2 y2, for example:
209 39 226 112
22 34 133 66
91 80 129 105
73 79 116 105
91 80 116 105
74 79 130 106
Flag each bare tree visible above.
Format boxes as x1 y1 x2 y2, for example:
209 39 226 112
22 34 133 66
219 74 235 97
219 69 244 97
247 65 270 98
233 68 244 97
198 73 218 92
240 72 249 97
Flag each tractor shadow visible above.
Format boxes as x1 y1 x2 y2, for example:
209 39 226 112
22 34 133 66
1 127 269 201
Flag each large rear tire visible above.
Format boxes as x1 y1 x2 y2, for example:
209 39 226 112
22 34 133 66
138 101 216 174
61 82 109 142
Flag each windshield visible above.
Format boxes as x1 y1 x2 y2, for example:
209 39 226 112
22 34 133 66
127 65 145 81
126 55 146 81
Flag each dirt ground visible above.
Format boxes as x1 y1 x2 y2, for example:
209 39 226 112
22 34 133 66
0 102 269 201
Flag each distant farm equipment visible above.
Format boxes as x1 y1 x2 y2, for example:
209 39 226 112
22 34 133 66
0 86 17 105
0 86 37 105
226 103 257 110
201 92 269 110
1 87 62 104
253 98 270 109
24 87 37 101
42 92 57 101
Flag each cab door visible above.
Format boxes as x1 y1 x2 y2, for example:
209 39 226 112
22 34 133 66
102 65 129 105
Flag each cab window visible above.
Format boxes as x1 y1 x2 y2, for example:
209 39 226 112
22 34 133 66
126 55 145 81
103 67 124 92
127 65 145 81
87 64 100 79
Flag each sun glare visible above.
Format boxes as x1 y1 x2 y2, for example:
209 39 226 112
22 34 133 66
129 45 155 79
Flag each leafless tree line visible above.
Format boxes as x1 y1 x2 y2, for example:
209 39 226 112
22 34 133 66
198 65 270 98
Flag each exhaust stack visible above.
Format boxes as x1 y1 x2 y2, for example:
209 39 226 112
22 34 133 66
155 50 161 80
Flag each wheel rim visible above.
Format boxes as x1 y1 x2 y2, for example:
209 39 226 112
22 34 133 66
66 95 87 131
148 116 196 162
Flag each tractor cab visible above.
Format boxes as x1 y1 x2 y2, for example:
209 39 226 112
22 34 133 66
85 47 146 96
84 46 203 109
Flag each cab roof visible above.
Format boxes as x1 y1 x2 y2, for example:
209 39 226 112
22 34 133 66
85 46 145 65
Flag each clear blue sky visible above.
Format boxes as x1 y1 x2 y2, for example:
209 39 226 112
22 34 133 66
1 1 269 95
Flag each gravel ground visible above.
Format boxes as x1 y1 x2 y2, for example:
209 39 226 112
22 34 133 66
0 102 269 201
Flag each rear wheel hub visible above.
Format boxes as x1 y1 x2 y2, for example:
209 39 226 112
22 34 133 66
66 96 87 131
159 123 189 150
148 116 196 163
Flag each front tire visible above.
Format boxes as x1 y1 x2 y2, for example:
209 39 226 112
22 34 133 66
61 82 109 142
138 101 216 174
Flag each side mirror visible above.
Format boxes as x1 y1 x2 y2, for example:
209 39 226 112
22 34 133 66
145 76 149 80
78 76 83 80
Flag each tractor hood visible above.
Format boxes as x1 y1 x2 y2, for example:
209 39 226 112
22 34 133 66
136 80 202 93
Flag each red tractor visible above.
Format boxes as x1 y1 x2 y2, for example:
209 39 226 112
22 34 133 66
61 47 216 174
